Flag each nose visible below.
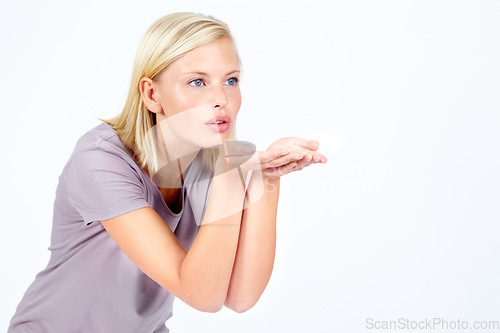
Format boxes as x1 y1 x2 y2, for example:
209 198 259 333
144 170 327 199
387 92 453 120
211 84 228 111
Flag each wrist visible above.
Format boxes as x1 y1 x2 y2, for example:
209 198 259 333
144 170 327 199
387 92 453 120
251 169 280 190
253 169 280 182
263 174 280 189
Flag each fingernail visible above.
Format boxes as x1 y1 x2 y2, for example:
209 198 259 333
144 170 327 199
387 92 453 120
280 151 289 156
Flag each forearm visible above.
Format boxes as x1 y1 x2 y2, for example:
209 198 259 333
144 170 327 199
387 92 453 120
179 167 247 312
224 170 280 312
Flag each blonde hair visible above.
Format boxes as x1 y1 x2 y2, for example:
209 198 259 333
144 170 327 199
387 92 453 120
98 12 241 174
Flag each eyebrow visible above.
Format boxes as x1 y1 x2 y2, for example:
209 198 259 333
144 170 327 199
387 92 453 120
183 70 240 76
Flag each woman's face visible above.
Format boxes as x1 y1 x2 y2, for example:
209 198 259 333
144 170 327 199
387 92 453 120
151 36 241 149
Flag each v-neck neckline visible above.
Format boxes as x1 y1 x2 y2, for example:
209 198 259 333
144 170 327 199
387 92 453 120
142 150 200 217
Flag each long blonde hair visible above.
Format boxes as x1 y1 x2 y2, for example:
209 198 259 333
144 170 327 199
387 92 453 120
98 12 241 173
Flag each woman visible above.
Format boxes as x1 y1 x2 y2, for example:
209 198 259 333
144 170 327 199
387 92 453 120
8 12 327 333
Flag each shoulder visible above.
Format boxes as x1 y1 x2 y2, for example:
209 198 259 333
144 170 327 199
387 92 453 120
70 122 134 159
60 123 150 225
62 122 146 187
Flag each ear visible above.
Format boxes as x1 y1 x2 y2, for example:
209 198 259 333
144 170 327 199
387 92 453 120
139 77 162 113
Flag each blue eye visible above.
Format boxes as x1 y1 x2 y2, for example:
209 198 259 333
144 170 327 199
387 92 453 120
189 79 203 87
227 77 239 85
188 77 239 87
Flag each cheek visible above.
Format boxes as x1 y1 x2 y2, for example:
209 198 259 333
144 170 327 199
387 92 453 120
234 96 242 110
229 90 242 110
166 103 212 131
163 85 201 114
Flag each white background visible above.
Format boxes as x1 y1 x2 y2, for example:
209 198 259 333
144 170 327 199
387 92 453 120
1 1 499 332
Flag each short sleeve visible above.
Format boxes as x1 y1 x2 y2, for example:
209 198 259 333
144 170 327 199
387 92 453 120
65 148 151 225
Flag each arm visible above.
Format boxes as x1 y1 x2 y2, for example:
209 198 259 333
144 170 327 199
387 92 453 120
224 170 280 313
100 166 247 313
222 138 326 312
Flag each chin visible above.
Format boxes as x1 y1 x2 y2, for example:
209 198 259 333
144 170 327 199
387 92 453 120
187 124 235 149
196 136 226 149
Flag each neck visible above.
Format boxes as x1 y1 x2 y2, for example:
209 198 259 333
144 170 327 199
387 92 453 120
144 117 201 189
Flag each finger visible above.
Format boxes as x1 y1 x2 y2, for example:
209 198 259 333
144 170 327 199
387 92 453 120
279 161 298 175
292 153 310 171
259 151 294 171
295 150 320 170
294 138 320 151
262 166 280 178
295 158 310 171
297 160 308 170
241 150 286 173
311 151 326 163
260 149 290 164
317 152 327 163
304 161 313 168
261 147 317 171
262 150 304 169
265 152 317 176
263 160 297 177
301 160 314 169
303 151 313 163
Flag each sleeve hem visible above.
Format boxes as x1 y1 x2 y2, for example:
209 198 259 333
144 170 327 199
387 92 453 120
83 199 151 225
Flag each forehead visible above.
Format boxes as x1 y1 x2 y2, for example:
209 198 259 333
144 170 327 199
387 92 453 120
168 37 239 75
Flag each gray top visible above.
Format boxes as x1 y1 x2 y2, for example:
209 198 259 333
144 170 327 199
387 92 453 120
8 122 214 333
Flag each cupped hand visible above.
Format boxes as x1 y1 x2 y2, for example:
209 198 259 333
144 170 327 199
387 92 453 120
239 137 327 178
